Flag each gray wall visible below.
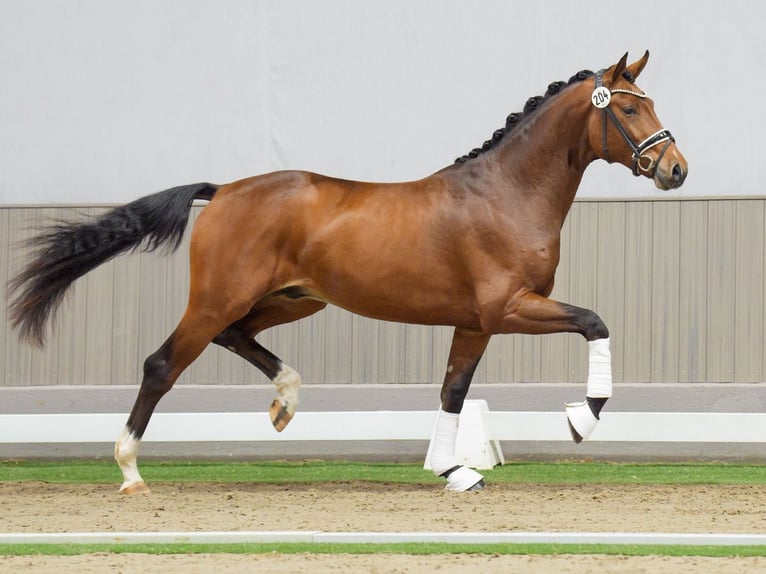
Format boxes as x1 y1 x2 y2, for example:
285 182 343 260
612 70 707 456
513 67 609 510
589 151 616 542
3 197 764 387
1 0 765 204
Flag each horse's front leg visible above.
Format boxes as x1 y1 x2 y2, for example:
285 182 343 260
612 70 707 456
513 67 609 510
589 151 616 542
565 336 612 442
500 290 612 442
431 327 491 491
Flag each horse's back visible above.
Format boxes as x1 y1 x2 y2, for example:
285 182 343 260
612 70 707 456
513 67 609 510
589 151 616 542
202 169 446 234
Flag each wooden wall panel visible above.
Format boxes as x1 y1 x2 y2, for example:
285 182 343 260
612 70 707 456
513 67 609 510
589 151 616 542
650 201 681 383
734 201 765 382
621 202 654 382
2 198 765 386
706 201 737 381
678 201 709 383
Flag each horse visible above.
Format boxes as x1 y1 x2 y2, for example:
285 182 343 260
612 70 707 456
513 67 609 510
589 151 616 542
8 52 687 494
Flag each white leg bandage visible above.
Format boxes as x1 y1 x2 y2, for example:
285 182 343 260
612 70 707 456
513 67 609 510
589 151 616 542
429 409 459 476
429 409 484 491
565 338 613 443
586 337 612 398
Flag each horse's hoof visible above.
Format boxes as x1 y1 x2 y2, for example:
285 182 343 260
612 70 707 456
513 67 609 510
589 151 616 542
119 481 150 495
567 419 584 444
442 465 485 492
269 399 293 432
565 401 598 443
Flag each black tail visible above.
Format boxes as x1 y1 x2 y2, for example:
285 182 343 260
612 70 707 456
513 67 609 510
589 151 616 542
8 182 219 346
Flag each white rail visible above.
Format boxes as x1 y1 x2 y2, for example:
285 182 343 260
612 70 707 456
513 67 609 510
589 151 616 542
1 410 765 443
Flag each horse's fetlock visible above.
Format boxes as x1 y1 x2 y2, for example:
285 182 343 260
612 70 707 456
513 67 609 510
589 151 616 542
586 396 608 418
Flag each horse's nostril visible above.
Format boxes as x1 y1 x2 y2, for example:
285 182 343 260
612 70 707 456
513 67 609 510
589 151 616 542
672 163 683 183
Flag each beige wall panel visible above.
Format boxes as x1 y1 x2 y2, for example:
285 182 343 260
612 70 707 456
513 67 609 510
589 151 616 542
4 209 34 385
621 202 654 382
706 201 737 381
402 323 436 384
734 201 765 382
110 253 142 385
2 199 765 386
678 201 709 383
650 201 681 383
350 314 378 385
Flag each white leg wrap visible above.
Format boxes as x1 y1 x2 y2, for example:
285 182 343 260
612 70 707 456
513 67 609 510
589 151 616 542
565 338 612 442
114 427 144 491
586 337 612 398
429 409 459 476
429 409 484 491
273 364 301 415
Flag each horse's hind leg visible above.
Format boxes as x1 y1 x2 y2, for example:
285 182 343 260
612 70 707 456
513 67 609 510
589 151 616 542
115 305 246 494
213 328 301 431
213 294 327 431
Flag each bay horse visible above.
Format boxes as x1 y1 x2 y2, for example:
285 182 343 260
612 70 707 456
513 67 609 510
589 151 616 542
8 52 687 494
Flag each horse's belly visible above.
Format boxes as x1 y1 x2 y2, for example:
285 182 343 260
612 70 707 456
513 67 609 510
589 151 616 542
309 269 481 329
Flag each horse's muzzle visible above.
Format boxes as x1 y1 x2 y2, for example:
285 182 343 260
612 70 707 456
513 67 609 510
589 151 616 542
654 154 688 191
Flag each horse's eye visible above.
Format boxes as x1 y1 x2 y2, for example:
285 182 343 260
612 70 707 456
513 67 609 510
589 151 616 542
623 106 637 116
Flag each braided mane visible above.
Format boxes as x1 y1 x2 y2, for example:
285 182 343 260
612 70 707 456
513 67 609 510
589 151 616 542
454 69 595 164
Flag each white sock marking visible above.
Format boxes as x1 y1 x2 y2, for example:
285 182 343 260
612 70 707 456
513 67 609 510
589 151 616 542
273 364 301 414
114 427 144 490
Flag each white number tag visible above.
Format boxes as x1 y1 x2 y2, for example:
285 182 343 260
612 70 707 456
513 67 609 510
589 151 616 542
591 87 611 109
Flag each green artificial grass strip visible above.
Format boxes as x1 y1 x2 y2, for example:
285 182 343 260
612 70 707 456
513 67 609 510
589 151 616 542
3 459 766 486
1 542 766 557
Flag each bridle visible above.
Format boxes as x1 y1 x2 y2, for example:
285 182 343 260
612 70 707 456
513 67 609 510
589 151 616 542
592 69 674 177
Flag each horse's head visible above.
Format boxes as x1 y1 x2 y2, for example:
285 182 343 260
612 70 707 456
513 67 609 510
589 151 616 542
587 51 687 190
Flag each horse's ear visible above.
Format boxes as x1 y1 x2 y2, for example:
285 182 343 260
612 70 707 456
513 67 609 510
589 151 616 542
625 50 650 81
610 52 629 84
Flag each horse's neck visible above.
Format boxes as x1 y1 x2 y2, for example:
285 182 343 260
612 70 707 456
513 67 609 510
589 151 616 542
490 92 594 223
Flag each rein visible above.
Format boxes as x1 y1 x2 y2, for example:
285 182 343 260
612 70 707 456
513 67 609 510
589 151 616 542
592 70 674 176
